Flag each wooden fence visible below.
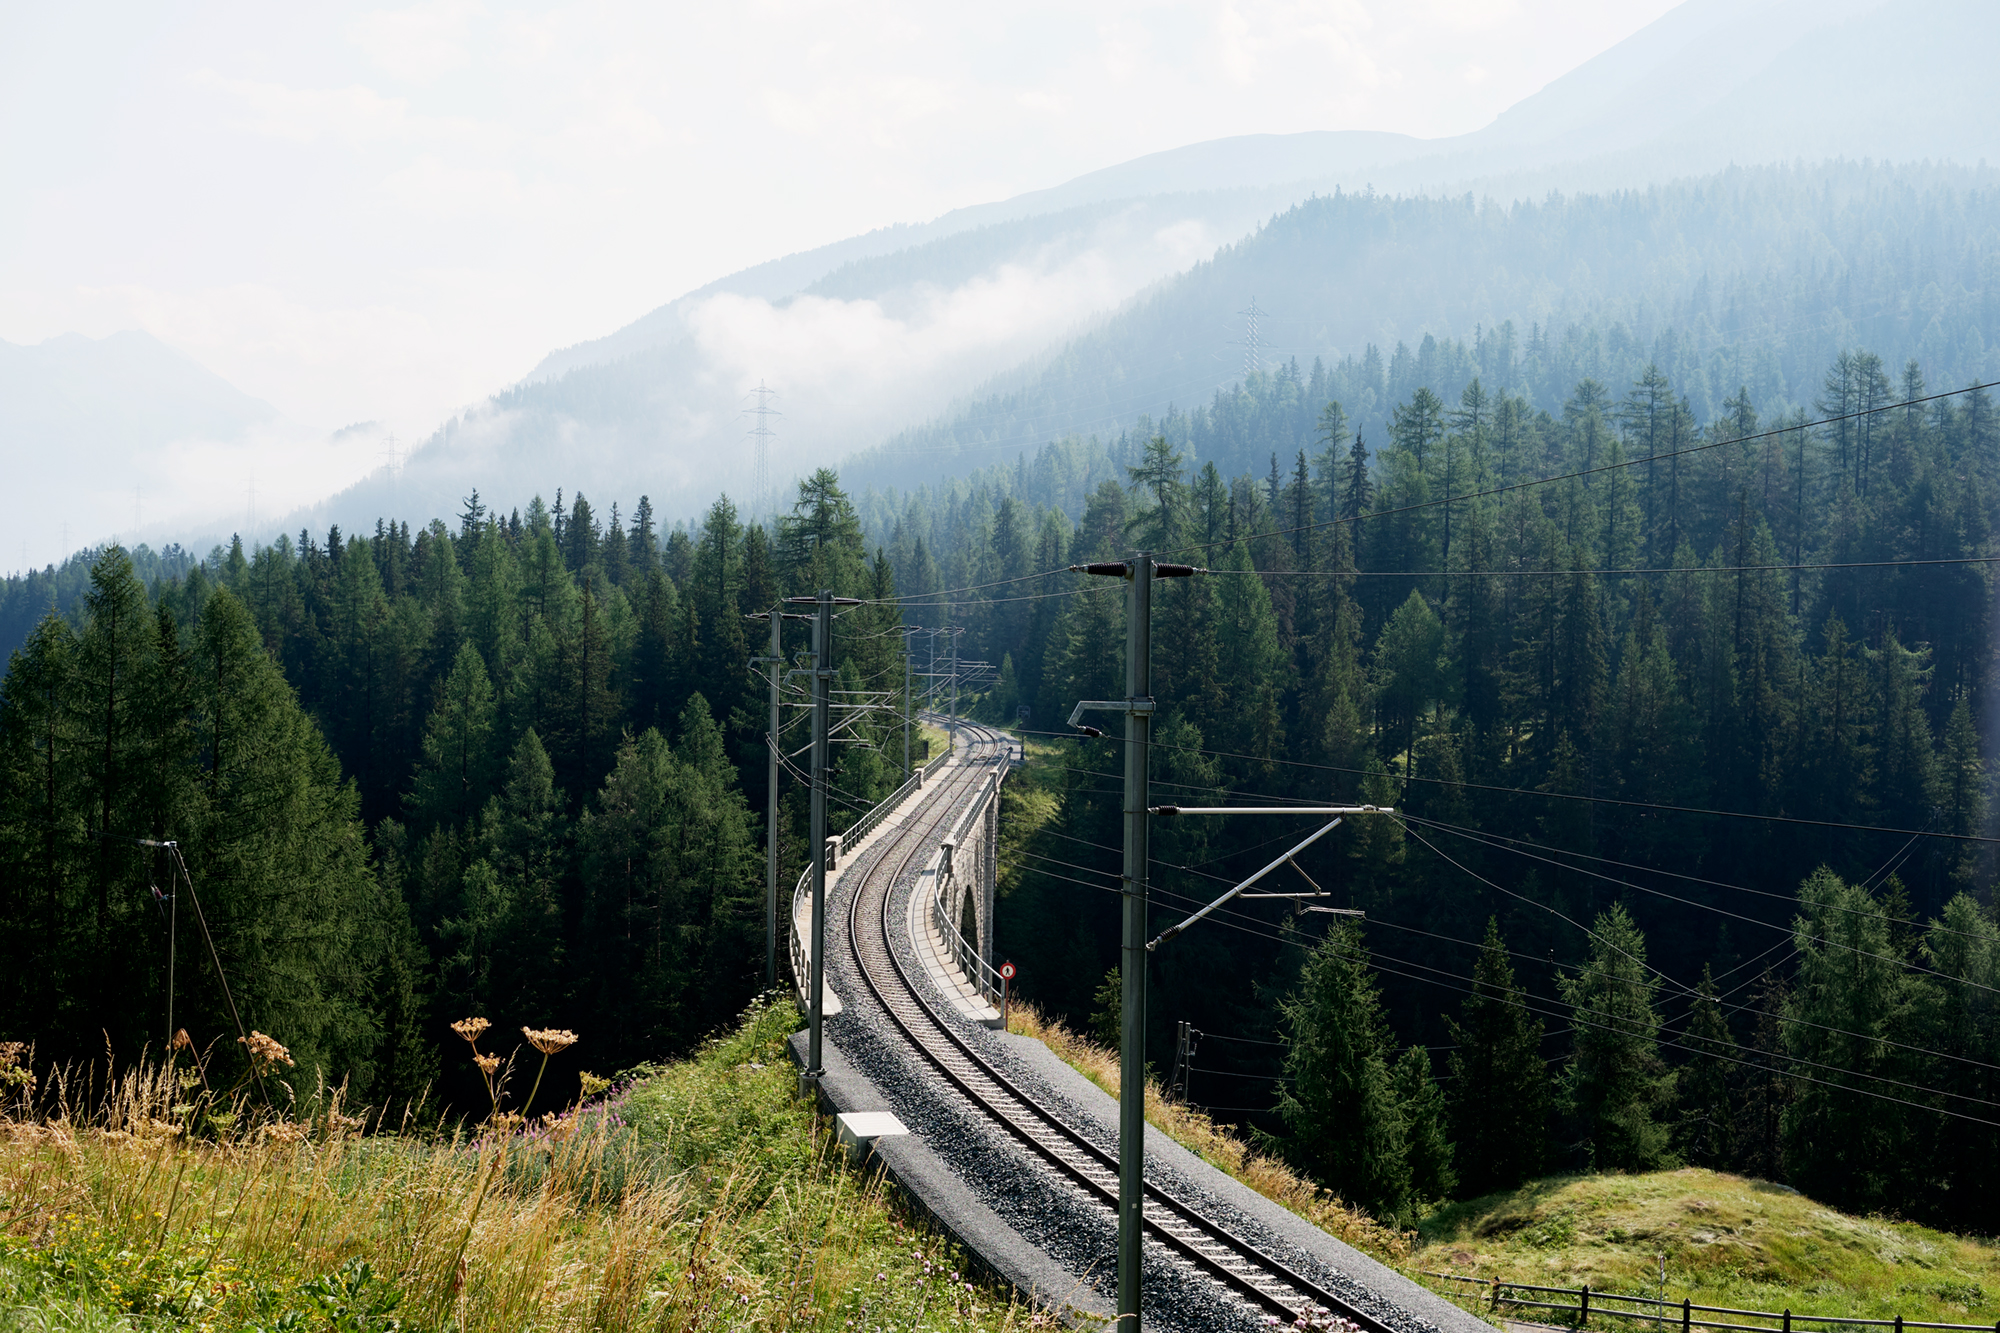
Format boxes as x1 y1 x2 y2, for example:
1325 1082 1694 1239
1411 1271 2000 1333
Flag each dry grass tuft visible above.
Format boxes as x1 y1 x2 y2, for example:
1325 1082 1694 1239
0 999 1038 1331
1004 999 1411 1262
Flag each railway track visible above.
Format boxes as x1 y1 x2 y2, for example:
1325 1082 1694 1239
839 717 1394 1330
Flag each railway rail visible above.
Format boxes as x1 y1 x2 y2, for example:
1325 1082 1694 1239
835 716 1396 1329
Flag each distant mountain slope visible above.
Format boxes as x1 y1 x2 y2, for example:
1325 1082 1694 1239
2 332 287 567
844 162 2000 497
261 0 2000 541
1463 0 1998 173
321 185 1319 533
0 330 279 451
522 130 1440 386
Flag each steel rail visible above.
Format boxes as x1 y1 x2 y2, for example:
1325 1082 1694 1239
842 718 1390 1330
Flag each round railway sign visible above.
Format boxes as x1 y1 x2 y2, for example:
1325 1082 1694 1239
999 962 1016 980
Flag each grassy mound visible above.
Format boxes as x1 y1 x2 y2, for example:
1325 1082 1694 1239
1415 1168 2000 1326
0 998 1036 1331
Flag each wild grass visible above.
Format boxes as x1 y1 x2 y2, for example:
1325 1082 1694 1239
918 723 951 763
1414 1168 2000 1327
1003 999 1411 1264
0 997 1045 1331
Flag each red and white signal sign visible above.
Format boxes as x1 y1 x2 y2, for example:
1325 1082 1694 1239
999 962 1016 980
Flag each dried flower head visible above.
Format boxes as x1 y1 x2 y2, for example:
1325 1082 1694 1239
578 1071 610 1098
474 1053 501 1076
450 1017 491 1045
327 1110 365 1135
169 1028 193 1052
0 1043 31 1091
487 1111 524 1133
522 1027 578 1056
261 1120 307 1144
239 1031 294 1068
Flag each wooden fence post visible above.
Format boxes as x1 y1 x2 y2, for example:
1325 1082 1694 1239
1581 1284 1591 1327
1682 1298 1691 1333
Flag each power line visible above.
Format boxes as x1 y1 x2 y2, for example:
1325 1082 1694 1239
1357 906 2000 1077
1355 946 2000 1125
1396 813 1995 945
1014 825 1837 1048
1392 821 1691 996
878 566 1094 605
1402 813 2000 1000
1009 726 2000 847
1213 555 2000 579
994 852 2000 1123
1010 746 1992 1062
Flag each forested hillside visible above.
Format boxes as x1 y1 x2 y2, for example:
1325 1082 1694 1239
870 348 2000 1231
0 479 913 1114
848 164 2000 491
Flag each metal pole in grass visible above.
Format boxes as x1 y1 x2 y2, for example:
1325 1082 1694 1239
141 839 267 1104
145 844 178 1045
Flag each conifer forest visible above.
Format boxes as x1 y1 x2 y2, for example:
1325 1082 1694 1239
5 346 2000 1237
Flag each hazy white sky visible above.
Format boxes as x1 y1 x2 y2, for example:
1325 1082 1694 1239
0 0 1679 442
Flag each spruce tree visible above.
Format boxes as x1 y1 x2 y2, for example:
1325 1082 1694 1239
1446 918 1548 1195
408 641 500 832
475 728 571 1028
1393 1045 1456 1207
184 589 388 1087
0 613 78 1033
1781 867 1922 1213
1372 590 1445 782
1279 923 1409 1215
1674 965 1735 1168
1939 695 1984 888
1559 903 1675 1171
1732 967 1791 1181
1920 893 2000 1232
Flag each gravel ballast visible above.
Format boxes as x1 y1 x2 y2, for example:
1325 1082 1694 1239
798 738 1487 1333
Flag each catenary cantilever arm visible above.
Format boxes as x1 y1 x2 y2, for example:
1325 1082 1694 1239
1148 817 1346 951
1151 804 1394 816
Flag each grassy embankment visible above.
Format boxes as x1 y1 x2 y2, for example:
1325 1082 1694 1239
1415 1171 2000 1328
0 999 1045 1331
